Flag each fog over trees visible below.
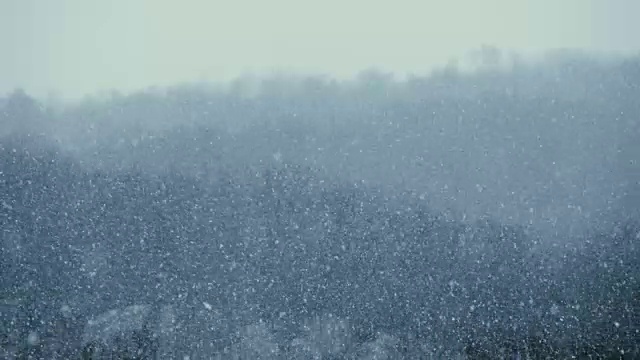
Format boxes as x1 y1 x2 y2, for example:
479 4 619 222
1 51 639 358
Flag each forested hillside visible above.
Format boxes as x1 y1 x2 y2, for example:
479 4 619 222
1 53 638 358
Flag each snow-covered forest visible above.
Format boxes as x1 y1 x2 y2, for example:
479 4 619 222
1 52 639 359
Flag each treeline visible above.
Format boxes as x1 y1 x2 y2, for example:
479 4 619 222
2 52 639 232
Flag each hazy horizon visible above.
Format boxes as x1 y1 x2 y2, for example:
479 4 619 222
1 0 639 99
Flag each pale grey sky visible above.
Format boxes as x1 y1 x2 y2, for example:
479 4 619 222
0 0 637 98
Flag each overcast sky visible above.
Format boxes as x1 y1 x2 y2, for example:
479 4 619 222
1 0 638 99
